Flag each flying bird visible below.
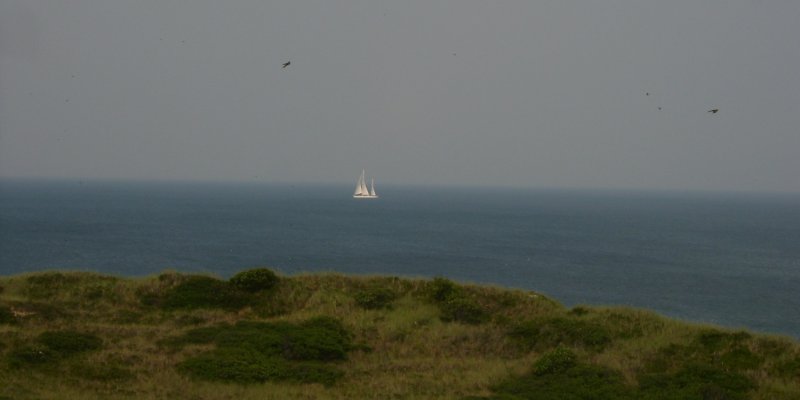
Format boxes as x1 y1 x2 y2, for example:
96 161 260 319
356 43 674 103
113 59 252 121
282 61 291 68
708 109 719 114
646 92 650 96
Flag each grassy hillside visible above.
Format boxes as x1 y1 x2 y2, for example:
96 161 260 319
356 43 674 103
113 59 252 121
0 269 798 399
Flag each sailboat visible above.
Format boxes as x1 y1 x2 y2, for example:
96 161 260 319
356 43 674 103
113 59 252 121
353 170 378 199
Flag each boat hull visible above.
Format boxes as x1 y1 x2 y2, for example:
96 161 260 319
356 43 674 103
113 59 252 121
353 195 379 199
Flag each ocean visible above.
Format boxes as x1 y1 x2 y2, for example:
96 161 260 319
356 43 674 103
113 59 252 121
1 179 798 338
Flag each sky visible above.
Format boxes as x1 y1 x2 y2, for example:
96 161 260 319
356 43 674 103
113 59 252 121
1 0 799 192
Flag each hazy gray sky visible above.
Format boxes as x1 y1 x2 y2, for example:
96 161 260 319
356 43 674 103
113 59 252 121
1 0 798 192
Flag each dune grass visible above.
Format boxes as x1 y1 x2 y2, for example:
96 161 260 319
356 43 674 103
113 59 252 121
0 269 798 399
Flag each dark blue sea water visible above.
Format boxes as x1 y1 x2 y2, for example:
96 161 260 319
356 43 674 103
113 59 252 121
1 179 799 338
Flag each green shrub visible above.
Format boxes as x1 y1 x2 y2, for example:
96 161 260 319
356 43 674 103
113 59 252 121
161 276 250 310
354 286 396 309
37 330 102 356
179 347 288 383
696 330 751 352
173 317 352 385
7 331 102 368
440 296 488 325
771 356 800 379
720 347 763 370
0 306 15 324
424 278 488 324
24 272 80 299
533 346 577 375
229 268 280 293
489 360 632 400
568 306 589 316
427 277 461 303
638 363 756 400
509 317 612 351
7 344 57 367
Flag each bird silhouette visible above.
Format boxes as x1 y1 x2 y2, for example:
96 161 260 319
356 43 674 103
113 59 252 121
282 61 291 68
708 109 719 114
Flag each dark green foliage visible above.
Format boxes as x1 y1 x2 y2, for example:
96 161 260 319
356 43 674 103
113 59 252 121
160 276 250 310
7 344 57 367
532 346 577 375
771 356 800 379
488 360 633 400
284 319 351 361
0 305 15 324
354 286 397 309
440 296 488 325
635 331 761 399
427 277 461 302
638 363 756 400
696 330 752 352
8 330 102 368
425 277 488 324
645 330 764 374
172 317 352 385
23 272 121 303
179 347 288 383
24 272 80 299
720 347 762 370
37 330 102 356
509 317 612 352
229 268 280 293
568 306 589 316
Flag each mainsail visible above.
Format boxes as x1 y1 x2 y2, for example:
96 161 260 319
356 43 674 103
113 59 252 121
353 170 367 196
369 178 376 196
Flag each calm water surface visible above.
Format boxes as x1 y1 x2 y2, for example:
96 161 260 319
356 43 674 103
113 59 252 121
1 180 798 337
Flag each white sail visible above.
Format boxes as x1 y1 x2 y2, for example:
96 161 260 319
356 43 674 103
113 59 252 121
354 171 366 196
369 178 376 196
359 170 369 195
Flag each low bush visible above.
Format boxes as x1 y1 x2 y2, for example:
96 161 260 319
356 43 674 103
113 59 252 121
486 358 632 400
509 317 612 352
24 272 80 299
161 276 250 310
7 344 57 367
229 268 280 293
638 363 755 400
426 277 461 303
354 286 396 309
568 306 590 316
424 278 488 324
532 346 577 375
0 305 15 324
8 330 103 368
771 356 800 379
37 330 102 356
172 316 352 385
696 330 751 352
645 329 765 374
440 296 487 325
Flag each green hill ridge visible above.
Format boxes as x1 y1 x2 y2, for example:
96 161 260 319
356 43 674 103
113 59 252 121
0 269 798 399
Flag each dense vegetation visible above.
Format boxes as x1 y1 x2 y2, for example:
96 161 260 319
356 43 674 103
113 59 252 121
0 269 798 399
